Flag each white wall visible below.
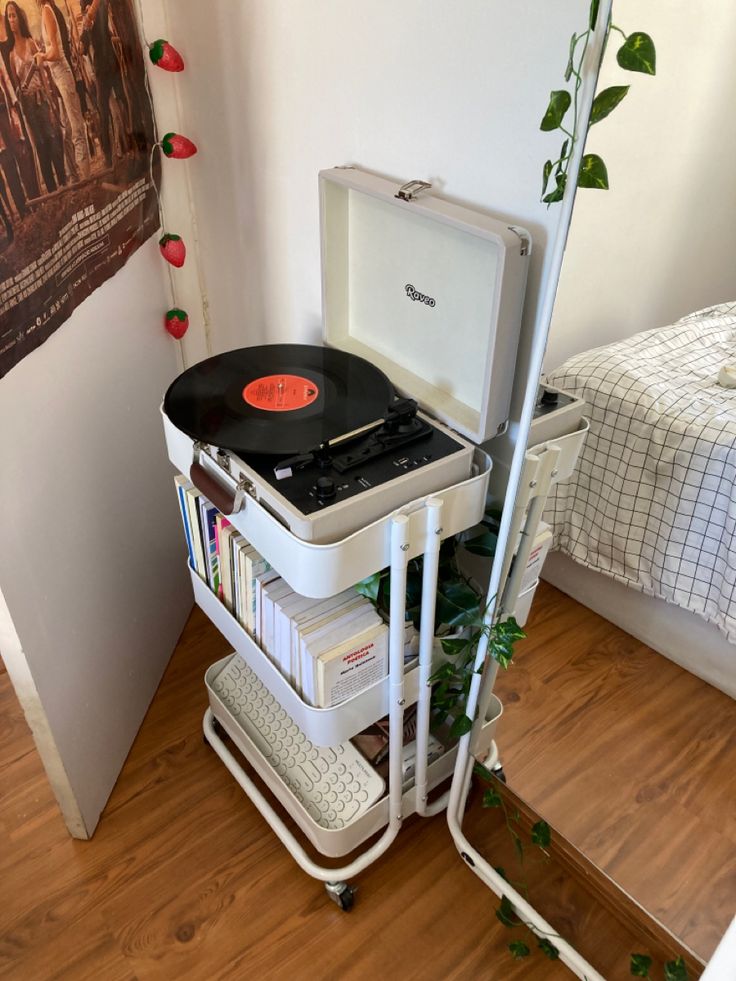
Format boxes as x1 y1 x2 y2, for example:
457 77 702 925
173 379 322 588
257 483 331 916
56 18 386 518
163 0 590 363
545 0 736 370
0 239 193 836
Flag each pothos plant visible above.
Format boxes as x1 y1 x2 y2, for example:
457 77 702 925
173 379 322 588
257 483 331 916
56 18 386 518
355 507 525 740
540 0 656 204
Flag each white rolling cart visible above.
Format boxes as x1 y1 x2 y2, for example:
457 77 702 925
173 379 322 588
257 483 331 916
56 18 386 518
162 132 600 977
163 164 530 909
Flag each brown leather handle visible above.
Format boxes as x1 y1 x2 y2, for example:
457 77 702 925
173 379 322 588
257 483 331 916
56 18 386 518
190 461 240 516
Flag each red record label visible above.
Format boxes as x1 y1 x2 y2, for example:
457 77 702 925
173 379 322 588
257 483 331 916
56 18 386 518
242 374 319 412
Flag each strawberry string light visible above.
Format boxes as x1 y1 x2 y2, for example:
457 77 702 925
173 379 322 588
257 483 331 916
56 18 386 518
136 20 196 343
160 132 198 160
165 308 190 339
149 39 184 72
159 234 186 268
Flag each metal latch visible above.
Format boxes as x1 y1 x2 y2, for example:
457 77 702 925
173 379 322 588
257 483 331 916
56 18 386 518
396 179 433 201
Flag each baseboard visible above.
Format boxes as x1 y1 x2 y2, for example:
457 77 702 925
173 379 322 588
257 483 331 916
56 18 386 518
543 552 735 700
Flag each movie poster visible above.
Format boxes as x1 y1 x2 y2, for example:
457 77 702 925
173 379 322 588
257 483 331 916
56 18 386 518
0 0 158 378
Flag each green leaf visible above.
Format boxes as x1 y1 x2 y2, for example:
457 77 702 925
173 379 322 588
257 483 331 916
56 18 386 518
531 820 551 848
354 571 382 603
590 85 630 125
496 895 518 928
511 830 524 864
494 866 508 881
463 531 498 558
538 939 560 960
589 0 600 30
509 940 531 959
436 582 482 628
542 170 567 205
630 954 653 978
482 787 503 808
430 662 456 682
664 957 688 981
440 637 467 657
450 714 474 738
540 90 572 131
542 159 554 197
617 32 656 75
577 153 609 189
497 617 525 642
490 643 513 670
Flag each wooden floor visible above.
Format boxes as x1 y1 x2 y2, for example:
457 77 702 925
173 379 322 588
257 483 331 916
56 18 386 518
494 581 736 962
0 596 702 981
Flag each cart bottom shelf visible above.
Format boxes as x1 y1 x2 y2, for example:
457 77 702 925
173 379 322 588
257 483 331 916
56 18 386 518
205 652 502 864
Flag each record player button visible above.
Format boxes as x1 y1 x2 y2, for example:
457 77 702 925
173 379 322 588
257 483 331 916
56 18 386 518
315 476 337 502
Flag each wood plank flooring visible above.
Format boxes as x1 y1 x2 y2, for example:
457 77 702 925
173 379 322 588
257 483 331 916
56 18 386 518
1 597 707 981
493 581 736 963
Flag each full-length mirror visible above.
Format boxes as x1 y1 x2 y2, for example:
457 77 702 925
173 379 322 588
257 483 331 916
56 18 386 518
493 0 736 969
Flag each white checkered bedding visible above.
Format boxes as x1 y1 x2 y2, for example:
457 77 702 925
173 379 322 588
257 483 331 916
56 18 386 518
543 302 736 642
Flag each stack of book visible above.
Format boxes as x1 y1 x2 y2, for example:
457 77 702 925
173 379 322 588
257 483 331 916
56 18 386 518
174 476 389 709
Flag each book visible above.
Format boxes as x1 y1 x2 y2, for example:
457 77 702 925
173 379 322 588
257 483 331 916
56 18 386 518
291 592 365 697
261 579 293 659
235 542 256 629
198 498 221 592
184 486 206 580
214 514 232 600
274 590 344 686
300 605 379 705
315 618 389 708
173 475 195 569
245 551 273 635
218 522 239 613
316 619 389 708
254 569 280 642
230 534 248 623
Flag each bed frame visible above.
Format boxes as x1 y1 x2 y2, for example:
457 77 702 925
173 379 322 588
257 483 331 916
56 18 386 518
543 552 736 700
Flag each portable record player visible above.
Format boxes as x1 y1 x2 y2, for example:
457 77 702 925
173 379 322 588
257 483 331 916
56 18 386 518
163 167 530 543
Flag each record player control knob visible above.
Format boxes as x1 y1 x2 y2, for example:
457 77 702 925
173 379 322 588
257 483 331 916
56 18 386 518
315 476 337 502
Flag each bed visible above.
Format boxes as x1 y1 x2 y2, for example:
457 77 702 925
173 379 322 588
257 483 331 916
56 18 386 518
542 302 736 698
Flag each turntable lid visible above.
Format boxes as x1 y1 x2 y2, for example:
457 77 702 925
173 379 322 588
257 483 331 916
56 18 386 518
319 167 530 445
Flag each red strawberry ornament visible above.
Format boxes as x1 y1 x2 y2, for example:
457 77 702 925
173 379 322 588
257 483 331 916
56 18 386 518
149 39 184 72
161 132 197 159
165 308 189 339
159 234 186 268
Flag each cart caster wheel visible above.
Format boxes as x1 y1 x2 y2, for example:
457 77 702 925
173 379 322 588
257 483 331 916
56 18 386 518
325 881 355 911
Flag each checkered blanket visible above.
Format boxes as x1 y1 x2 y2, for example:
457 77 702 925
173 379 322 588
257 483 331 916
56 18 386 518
544 303 736 642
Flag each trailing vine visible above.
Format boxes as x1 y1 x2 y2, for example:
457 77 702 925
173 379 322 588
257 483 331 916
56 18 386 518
540 0 656 204
355 508 525 739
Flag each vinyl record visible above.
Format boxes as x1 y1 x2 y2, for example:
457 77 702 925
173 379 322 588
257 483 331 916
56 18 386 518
163 344 395 456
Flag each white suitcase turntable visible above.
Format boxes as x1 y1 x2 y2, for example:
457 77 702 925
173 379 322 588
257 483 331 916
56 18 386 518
163 167 531 544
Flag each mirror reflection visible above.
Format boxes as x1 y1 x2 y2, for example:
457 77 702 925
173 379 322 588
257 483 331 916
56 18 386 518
493 0 736 968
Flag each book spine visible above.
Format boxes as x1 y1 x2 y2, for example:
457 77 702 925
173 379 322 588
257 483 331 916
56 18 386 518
184 488 207 580
174 477 195 569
